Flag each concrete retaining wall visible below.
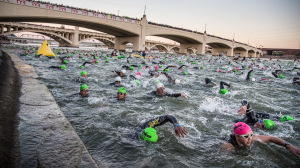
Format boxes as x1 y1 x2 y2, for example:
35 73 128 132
3 50 102 168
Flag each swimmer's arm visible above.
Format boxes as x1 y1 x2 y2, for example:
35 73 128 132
254 135 300 157
237 106 247 115
220 142 235 150
166 93 188 99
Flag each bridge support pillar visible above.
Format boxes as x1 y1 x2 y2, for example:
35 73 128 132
180 43 204 54
7 26 11 33
114 36 144 51
227 48 233 57
70 26 79 47
0 26 3 34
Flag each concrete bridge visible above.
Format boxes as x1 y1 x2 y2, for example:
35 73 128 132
0 0 262 57
1 22 181 52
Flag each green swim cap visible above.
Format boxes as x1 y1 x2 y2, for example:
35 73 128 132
249 73 252 76
82 58 85 60
159 65 163 68
196 62 199 65
191 62 194 64
233 69 237 72
139 65 142 68
95 57 98 59
96 60 99 63
279 74 285 78
263 119 274 129
129 61 131 63
106 59 109 62
154 79 160 84
220 88 228 94
118 87 126 94
130 67 134 70
134 80 140 85
141 127 158 142
183 71 187 75
81 71 87 76
80 84 88 91
61 65 66 69
81 66 85 68
280 115 293 122
63 60 68 64
165 69 169 72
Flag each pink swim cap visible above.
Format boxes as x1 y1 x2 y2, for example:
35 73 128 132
263 79 268 81
235 67 239 70
143 67 146 69
218 70 222 72
155 66 158 69
179 69 183 71
94 59 97 62
262 67 265 69
137 72 141 76
233 122 252 135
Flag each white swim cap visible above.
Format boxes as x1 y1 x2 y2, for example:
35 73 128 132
115 76 121 82
251 78 256 81
175 79 180 84
121 69 126 73
156 83 164 89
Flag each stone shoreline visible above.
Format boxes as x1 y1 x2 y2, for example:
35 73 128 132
0 49 102 167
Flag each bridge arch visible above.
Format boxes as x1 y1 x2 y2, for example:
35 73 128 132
170 46 179 53
79 37 115 48
149 44 168 52
2 29 72 46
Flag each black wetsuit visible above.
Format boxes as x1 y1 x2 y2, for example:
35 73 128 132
135 115 178 136
81 62 93 67
272 70 282 78
225 134 240 149
163 72 174 83
122 65 138 70
178 65 188 69
150 91 181 98
220 81 230 90
49 66 61 69
246 70 253 81
113 71 127 78
293 77 300 84
235 100 279 125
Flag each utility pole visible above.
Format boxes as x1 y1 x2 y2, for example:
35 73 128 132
144 5 146 16
118 10 120 16
204 23 206 33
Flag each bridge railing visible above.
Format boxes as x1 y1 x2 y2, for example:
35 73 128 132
1 0 141 24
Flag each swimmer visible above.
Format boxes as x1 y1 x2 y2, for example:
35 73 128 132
122 65 139 70
235 100 282 129
162 72 180 84
293 77 300 84
80 61 94 67
79 84 89 97
246 70 253 81
76 70 88 83
272 70 283 78
109 76 124 87
151 83 188 99
220 81 230 94
136 115 189 142
49 65 66 69
117 87 127 100
113 69 127 78
222 122 300 157
205 78 217 86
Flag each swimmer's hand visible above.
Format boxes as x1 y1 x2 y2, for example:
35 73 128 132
181 93 188 99
237 106 247 115
174 124 188 138
287 145 300 158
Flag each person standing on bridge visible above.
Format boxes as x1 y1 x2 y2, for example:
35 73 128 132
142 51 146 59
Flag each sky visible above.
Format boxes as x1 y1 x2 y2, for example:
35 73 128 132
33 0 300 48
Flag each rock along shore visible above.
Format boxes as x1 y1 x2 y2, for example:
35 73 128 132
0 49 102 168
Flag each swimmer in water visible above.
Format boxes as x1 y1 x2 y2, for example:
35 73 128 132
151 83 188 99
162 72 180 84
109 76 124 87
272 70 283 78
205 78 217 86
136 115 189 142
117 87 126 100
79 84 89 97
113 69 127 78
235 100 286 129
76 70 88 83
122 65 139 70
220 81 230 94
80 61 95 67
222 122 300 157
293 77 300 84
246 70 254 81
49 65 66 69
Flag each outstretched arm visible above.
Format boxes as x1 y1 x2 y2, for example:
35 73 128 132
255 135 300 157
